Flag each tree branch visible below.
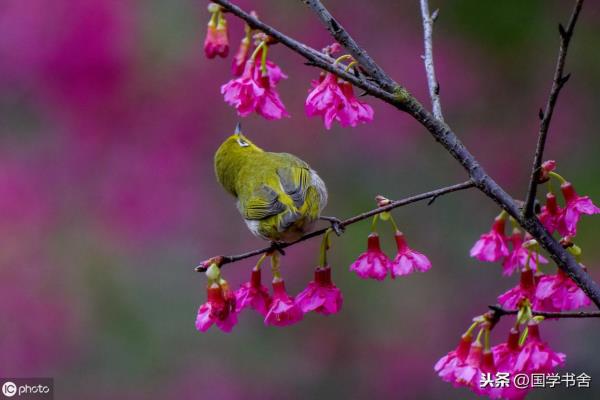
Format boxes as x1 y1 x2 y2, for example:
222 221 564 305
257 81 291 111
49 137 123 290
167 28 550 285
195 180 475 271
419 0 444 121
210 0 600 311
301 0 399 92
522 0 584 217
489 304 600 319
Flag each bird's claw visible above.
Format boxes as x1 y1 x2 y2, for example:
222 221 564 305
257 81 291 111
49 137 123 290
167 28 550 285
269 241 286 256
320 216 345 236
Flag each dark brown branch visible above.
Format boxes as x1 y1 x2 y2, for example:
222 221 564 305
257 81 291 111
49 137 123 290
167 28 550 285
489 304 600 319
212 0 403 108
195 180 475 271
420 0 444 121
210 0 600 310
301 0 399 92
522 0 584 217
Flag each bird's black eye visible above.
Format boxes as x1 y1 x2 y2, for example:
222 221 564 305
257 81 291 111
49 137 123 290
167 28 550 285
237 138 249 147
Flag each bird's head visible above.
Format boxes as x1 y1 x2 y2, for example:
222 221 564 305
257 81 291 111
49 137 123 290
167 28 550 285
214 123 263 195
217 122 262 157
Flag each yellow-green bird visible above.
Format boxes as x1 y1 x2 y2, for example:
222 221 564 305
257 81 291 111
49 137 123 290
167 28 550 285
214 124 330 243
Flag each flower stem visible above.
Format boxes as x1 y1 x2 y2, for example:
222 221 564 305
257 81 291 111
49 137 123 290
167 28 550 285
319 228 333 267
344 61 358 72
250 40 266 65
254 252 268 271
333 54 353 65
270 252 282 281
370 214 379 232
548 171 567 185
387 213 400 234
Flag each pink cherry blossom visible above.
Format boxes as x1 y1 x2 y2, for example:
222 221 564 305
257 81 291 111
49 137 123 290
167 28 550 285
390 231 431 277
252 53 287 86
338 81 374 126
538 192 562 234
557 182 600 236
221 61 265 116
535 268 591 311
195 285 238 333
295 266 343 315
497 269 536 309
492 328 530 400
235 269 272 316
204 18 228 59
349 233 390 280
221 60 288 120
434 334 472 385
437 341 500 397
264 280 303 327
305 73 373 129
470 217 510 262
514 324 565 373
231 37 250 76
502 232 548 276
305 73 347 129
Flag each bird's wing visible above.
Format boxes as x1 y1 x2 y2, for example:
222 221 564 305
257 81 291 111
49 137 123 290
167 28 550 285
276 165 311 209
238 185 286 220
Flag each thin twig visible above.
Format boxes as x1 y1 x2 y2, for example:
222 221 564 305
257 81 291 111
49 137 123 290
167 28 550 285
522 0 584 217
195 180 475 271
210 0 600 310
489 304 600 319
419 0 444 121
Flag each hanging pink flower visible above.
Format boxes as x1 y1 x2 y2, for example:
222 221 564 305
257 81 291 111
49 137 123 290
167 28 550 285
492 328 521 371
497 269 536 309
231 36 251 76
538 192 562 234
264 280 303 327
252 53 287 86
514 324 565 373
535 268 591 311
390 231 431 277
434 334 473 385
305 72 373 129
221 59 289 120
235 269 272 316
349 233 390 280
470 217 510 262
502 232 548 276
305 73 347 129
195 284 238 333
204 12 228 59
338 81 374 126
437 340 500 396
492 328 530 400
295 266 343 315
557 182 600 236
254 75 289 120
221 61 265 116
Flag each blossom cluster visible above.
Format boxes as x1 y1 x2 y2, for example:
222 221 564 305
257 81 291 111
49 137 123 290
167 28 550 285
203 3 374 128
196 210 432 332
195 262 343 332
435 161 598 398
436 316 565 399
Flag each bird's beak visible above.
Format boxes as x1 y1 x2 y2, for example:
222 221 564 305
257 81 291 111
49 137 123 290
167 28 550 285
234 122 242 136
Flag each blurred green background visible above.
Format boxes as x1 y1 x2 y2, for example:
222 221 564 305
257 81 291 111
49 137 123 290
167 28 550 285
1 0 599 398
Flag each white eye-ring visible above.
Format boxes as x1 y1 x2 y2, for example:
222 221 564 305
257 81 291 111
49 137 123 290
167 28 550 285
237 138 249 147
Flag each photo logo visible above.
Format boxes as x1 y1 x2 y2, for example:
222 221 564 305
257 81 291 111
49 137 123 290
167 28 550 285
1 382 16 397
0 379 52 399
